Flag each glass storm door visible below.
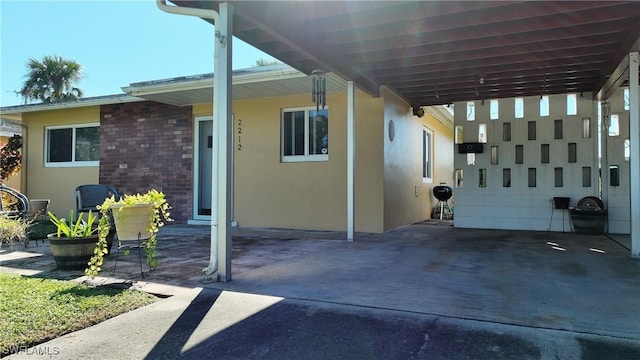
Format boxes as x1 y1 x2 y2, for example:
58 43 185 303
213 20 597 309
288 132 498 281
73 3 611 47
196 118 213 217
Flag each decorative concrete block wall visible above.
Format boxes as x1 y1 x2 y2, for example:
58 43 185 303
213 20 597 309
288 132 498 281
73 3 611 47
99 101 193 223
453 93 600 232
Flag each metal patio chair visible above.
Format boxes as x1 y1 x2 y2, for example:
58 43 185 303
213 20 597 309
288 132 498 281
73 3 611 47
74 184 121 252
74 184 120 218
0 184 30 220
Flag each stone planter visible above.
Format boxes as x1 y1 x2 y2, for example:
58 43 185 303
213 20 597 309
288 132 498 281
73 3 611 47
111 203 154 241
29 199 50 221
48 234 99 270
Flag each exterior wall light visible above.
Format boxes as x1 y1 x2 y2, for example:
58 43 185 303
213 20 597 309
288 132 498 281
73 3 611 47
413 106 425 117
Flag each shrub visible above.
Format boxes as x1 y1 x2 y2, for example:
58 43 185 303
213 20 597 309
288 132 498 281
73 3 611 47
0 214 30 248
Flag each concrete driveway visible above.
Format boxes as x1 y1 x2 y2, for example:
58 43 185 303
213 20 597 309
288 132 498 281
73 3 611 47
206 223 640 340
2 221 639 359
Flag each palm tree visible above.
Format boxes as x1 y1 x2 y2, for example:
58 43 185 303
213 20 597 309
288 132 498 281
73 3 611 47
19 55 84 103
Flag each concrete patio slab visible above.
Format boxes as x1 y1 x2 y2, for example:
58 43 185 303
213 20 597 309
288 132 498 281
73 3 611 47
2 221 639 359
206 223 640 340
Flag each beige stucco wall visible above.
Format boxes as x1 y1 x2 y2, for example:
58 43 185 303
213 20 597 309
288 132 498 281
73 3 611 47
194 88 454 233
21 107 100 217
193 89 386 232
15 88 452 233
382 88 454 231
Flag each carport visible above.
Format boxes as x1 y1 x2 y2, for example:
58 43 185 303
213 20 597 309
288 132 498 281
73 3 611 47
159 1 640 280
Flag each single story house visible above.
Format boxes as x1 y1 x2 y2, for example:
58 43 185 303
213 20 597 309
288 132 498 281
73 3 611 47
0 64 454 233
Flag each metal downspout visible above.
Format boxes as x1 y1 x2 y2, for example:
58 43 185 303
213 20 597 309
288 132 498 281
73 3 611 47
156 0 224 278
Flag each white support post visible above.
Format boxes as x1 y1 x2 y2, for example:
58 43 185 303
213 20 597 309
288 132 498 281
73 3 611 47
156 0 229 281
215 3 234 279
629 52 639 257
600 101 610 209
347 81 355 242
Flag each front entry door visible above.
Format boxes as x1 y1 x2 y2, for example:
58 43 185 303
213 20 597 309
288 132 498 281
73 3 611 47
196 117 212 218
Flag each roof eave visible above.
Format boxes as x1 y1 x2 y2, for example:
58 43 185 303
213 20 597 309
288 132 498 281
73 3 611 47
0 95 144 116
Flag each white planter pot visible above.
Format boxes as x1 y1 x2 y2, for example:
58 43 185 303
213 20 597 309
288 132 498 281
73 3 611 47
111 203 154 241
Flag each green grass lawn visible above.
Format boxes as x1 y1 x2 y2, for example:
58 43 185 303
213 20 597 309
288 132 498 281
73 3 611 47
0 273 158 355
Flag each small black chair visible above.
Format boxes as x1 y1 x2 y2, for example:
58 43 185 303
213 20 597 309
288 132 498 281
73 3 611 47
74 184 120 218
75 185 120 253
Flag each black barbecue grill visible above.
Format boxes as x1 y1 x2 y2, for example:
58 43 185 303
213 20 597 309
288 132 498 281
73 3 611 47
432 184 453 220
433 185 453 201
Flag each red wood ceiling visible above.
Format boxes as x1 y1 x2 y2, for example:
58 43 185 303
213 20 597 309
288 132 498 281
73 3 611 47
172 1 640 106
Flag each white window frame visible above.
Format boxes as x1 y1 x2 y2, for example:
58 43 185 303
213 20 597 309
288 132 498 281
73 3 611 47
281 106 329 162
44 123 100 167
423 127 433 183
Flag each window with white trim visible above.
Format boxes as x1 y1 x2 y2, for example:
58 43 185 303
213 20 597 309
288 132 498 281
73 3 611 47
45 124 99 167
281 107 328 162
423 127 433 182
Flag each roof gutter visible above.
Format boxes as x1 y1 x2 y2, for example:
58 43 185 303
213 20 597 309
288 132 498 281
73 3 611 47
156 0 218 23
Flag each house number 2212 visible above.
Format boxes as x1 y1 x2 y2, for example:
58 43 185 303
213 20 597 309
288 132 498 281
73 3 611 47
237 118 242 151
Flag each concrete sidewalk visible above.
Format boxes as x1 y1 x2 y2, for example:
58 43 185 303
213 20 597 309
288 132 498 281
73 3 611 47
2 222 640 359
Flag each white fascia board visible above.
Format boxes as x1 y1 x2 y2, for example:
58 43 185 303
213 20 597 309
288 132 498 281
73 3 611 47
232 67 305 84
123 67 306 96
426 105 454 131
122 78 214 97
0 95 144 116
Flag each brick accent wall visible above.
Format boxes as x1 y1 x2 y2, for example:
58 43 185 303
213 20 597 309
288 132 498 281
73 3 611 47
99 101 193 223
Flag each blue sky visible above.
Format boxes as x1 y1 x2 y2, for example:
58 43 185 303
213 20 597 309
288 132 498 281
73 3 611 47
0 0 276 106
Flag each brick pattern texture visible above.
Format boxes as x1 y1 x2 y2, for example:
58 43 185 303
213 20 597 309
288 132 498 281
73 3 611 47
99 101 193 223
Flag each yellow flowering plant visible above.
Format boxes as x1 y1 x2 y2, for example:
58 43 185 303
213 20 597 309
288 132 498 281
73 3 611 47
85 189 172 277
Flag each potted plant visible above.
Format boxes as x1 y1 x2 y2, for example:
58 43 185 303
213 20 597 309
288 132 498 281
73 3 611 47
85 189 172 277
47 210 98 270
